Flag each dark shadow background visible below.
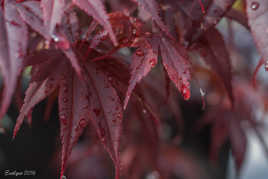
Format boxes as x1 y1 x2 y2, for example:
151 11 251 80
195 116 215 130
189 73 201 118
0 96 230 179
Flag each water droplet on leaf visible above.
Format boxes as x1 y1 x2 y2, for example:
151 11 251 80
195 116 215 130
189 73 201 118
52 34 59 42
61 117 68 126
122 38 129 44
149 59 157 67
9 20 21 27
135 49 144 56
116 113 122 119
79 118 87 128
52 34 70 50
181 84 190 100
63 98 68 103
108 76 113 82
251 2 260 10
142 109 147 114
63 87 68 93
145 32 152 37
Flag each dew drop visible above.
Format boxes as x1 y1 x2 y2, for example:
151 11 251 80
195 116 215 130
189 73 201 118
58 40 70 50
116 113 122 119
122 38 129 44
63 87 68 93
79 118 87 128
52 34 59 42
52 34 70 50
181 84 190 100
63 98 68 103
61 116 68 126
251 2 260 10
198 0 206 14
149 59 157 67
9 20 21 27
265 60 268 71
108 76 113 82
145 32 152 37
142 109 147 114
135 49 144 56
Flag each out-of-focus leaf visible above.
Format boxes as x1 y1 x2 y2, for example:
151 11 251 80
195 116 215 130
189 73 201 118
0 0 28 120
196 28 233 102
246 0 268 63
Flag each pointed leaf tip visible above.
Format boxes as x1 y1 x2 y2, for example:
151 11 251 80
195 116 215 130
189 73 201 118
124 41 158 110
73 0 118 46
0 1 28 120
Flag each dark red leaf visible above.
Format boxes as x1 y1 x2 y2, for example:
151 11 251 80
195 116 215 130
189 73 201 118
73 0 118 46
13 66 63 138
41 0 66 36
196 28 233 102
159 37 192 100
246 0 268 64
210 120 229 162
58 68 90 179
229 118 247 171
16 1 49 38
84 62 123 179
17 2 82 76
124 40 157 109
189 0 236 42
0 0 28 120
134 0 171 38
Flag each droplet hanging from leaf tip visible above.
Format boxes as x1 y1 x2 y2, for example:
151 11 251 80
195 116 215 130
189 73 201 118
198 0 206 14
149 59 157 67
145 32 152 37
52 34 70 50
142 109 147 114
52 34 59 42
79 118 87 128
181 84 190 100
251 2 260 10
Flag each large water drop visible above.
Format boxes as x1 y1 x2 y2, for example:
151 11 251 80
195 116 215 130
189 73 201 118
251 2 260 11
